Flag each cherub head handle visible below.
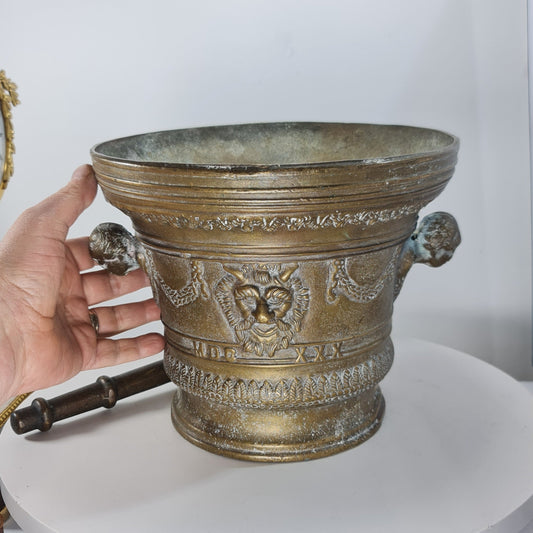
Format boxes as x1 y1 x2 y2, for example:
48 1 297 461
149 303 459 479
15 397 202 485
394 212 461 298
89 222 144 276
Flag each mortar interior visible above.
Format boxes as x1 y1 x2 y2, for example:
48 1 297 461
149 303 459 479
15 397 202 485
93 122 456 168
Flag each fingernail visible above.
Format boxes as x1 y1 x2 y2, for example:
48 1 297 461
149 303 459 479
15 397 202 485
71 165 93 183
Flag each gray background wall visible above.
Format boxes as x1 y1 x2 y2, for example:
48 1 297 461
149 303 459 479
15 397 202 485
1 0 531 379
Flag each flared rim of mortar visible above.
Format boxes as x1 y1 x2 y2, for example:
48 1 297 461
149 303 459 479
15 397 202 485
91 122 459 172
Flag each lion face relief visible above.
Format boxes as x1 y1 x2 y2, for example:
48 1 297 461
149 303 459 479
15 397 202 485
215 264 310 358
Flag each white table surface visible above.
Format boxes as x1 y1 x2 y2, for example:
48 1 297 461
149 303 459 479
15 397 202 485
2 338 533 533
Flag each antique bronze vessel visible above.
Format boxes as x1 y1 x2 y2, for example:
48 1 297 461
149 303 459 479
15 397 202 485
88 122 460 462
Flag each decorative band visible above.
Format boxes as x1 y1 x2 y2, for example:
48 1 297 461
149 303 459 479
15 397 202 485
122 204 424 233
164 339 394 408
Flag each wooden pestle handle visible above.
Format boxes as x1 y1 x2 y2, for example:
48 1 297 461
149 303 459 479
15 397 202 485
10 360 169 435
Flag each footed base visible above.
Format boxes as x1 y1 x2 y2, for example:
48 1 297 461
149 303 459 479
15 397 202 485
171 387 385 462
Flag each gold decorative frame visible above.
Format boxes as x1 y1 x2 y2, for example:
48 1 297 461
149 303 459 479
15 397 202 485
0 70 19 199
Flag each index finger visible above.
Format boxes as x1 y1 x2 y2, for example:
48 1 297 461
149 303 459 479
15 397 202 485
67 236 95 271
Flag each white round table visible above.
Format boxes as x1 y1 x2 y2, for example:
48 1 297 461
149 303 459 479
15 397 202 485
2 338 533 533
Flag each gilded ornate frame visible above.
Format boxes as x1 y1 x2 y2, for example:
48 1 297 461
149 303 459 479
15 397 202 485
0 70 19 198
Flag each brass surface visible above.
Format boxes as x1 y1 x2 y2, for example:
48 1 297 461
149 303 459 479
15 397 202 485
90 122 461 461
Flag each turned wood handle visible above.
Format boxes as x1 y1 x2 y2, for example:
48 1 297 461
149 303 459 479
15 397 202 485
10 360 169 435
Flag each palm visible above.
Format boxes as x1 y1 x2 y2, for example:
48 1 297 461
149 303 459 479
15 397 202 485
41 241 98 383
0 166 164 402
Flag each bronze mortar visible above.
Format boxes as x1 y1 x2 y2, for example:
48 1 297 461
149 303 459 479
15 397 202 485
89 122 460 462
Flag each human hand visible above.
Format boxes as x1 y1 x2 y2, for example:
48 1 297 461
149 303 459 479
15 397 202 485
0 165 164 403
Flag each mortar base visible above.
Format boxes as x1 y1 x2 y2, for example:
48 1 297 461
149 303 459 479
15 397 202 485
170 387 385 462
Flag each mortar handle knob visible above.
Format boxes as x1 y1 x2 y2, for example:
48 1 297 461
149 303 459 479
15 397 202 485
394 212 461 299
89 222 146 276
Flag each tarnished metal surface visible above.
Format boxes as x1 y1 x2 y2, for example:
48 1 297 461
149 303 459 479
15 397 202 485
90 122 461 461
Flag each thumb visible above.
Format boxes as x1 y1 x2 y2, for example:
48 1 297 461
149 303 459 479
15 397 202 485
35 165 98 240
